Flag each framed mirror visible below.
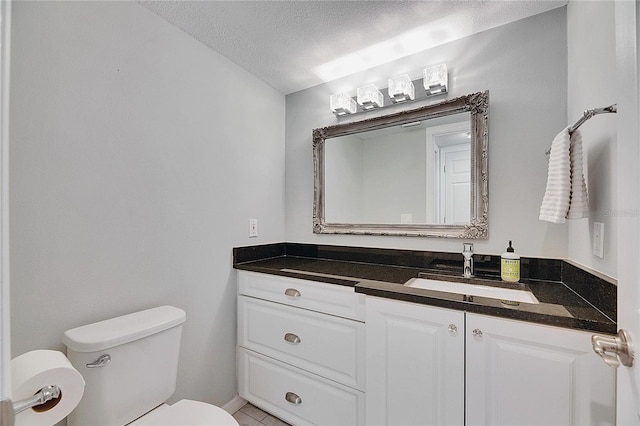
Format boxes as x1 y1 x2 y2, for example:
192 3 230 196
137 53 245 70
313 91 488 238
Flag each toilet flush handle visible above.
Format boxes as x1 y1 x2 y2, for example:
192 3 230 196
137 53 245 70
86 354 111 368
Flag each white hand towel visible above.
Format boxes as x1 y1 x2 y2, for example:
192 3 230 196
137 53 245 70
566 129 589 219
539 127 571 223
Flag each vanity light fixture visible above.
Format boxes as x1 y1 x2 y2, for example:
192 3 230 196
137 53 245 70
423 63 448 96
329 63 450 115
388 74 415 103
330 92 357 115
357 83 384 110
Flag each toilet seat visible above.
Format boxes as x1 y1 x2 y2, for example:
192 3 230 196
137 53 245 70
130 399 239 426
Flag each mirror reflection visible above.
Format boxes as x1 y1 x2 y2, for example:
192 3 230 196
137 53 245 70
313 91 489 238
324 113 471 225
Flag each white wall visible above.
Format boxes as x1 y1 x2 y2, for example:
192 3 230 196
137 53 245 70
286 8 568 258
567 1 617 278
9 0 285 410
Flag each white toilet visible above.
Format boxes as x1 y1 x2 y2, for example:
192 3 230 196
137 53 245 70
62 305 239 426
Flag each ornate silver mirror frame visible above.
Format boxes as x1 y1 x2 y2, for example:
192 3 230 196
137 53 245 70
313 91 488 238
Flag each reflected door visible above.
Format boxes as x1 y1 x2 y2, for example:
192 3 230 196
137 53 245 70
427 122 471 225
440 146 470 224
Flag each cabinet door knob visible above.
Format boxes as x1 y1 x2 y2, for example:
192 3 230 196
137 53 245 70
472 328 483 338
448 324 458 334
284 288 301 297
592 330 634 368
284 333 301 344
285 391 302 405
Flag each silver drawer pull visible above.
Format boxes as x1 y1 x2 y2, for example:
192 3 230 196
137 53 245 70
284 333 301 344
448 324 458 334
472 328 483 338
86 354 111 368
284 288 301 298
285 391 302 405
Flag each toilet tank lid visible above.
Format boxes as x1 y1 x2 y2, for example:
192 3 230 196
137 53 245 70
63 305 186 353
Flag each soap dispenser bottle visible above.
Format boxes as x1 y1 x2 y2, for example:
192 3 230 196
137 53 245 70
501 241 520 282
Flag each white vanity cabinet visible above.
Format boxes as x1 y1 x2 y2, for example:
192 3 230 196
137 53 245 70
365 296 465 426
365 296 615 426
237 271 366 426
465 313 615 426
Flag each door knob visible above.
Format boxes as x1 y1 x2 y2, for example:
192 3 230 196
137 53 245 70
592 329 634 368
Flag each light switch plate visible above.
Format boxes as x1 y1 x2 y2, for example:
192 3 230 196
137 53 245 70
249 219 258 238
593 222 604 258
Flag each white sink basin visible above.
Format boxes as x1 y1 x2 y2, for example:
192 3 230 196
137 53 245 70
404 277 539 304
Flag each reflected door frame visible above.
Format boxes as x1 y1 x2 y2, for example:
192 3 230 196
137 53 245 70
425 121 471 224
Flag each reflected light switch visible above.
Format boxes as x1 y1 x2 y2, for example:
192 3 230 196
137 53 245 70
593 222 604 258
401 213 413 224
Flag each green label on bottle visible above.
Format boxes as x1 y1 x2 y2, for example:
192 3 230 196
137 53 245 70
501 259 520 282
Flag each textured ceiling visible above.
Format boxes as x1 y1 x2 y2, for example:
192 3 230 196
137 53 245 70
140 0 567 95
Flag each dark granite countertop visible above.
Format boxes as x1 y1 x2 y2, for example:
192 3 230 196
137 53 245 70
233 244 616 335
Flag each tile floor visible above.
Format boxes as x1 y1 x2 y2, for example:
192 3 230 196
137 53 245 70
232 403 291 426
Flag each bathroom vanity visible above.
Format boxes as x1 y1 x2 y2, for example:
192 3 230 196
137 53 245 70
234 243 616 426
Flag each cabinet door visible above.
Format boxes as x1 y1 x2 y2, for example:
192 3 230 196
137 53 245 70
366 296 464 426
465 313 615 426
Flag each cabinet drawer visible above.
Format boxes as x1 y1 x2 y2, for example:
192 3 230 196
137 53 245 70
239 296 365 390
238 348 365 426
238 271 365 321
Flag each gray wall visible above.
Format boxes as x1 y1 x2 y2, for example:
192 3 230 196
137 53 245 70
361 130 427 224
325 134 363 222
286 8 568 258
9 0 285 409
567 1 617 278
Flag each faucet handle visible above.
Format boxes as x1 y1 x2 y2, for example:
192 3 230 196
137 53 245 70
462 243 474 278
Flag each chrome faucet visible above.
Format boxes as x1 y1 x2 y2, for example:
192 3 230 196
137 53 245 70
462 243 474 278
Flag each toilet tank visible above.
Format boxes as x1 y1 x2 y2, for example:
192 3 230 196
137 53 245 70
62 306 186 426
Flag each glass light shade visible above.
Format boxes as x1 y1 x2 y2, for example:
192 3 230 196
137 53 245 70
330 93 357 115
423 64 448 96
388 74 415 103
357 84 384 109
